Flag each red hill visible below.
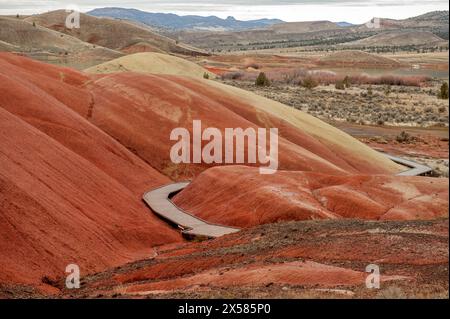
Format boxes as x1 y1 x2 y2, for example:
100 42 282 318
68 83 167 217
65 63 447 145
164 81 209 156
0 53 181 291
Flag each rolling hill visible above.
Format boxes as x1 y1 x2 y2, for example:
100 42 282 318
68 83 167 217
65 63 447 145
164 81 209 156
85 52 215 78
174 166 448 227
24 10 207 56
0 16 122 68
343 30 447 47
174 10 449 51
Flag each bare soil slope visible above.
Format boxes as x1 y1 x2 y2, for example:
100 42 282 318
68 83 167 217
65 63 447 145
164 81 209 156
0 53 181 291
345 30 447 47
174 166 448 227
81 71 402 180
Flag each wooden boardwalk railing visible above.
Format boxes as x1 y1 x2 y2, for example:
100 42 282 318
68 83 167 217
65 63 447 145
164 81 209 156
143 182 240 239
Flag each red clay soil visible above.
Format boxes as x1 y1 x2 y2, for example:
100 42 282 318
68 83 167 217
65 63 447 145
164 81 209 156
0 53 182 292
84 73 400 178
123 261 406 294
0 53 398 180
0 53 447 296
58 219 448 299
0 53 169 196
364 135 449 159
173 166 448 227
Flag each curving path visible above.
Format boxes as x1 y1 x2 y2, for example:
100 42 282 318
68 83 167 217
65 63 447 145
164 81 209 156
143 183 240 239
143 155 432 239
384 153 433 176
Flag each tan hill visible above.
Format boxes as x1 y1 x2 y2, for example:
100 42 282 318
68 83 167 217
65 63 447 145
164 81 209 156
318 50 404 67
344 30 447 47
0 16 122 68
268 20 341 34
85 52 215 78
24 10 207 56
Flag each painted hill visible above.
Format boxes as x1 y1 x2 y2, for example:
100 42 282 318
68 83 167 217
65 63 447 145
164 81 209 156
174 166 448 228
61 218 448 298
24 10 207 56
79 72 402 179
87 7 284 31
0 52 181 291
85 52 215 78
2 53 448 295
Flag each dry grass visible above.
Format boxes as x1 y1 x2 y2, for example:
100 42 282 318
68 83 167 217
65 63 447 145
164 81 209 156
221 80 449 128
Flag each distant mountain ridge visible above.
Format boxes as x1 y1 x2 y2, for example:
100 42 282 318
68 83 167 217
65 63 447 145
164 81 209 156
336 22 354 27
87 7 284 31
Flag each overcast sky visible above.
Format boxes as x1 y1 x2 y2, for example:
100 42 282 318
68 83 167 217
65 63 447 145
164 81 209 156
0 0 448 23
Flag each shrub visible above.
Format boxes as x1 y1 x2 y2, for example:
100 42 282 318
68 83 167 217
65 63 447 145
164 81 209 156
396 131 413 143
438 82 449 99
203 72 210 80
348 74 430 87
384 85 392 96
255 72 271 87
335 80 345 90
343 76 351 88
300 76 318 90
